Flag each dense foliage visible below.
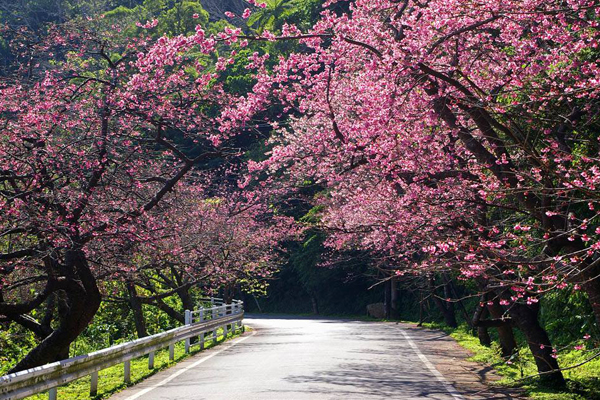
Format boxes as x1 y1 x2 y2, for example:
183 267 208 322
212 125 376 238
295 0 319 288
227 0 600 390
0 0 297 374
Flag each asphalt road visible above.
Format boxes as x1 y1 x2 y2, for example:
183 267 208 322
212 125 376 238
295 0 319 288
109 315 466 400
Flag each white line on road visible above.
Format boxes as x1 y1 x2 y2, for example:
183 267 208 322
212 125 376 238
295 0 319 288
122 330 257 400
400 329 466 400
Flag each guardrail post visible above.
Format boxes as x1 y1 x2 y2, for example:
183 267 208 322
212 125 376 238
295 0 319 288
239 302 244 332
148 351 155 369
239 303 242 331
199 308 205 350
231 304 236 333
169 343 175 361
212 306 217 342
223 308 228 339
90 371 99 396
229 303 233 334
184 309 191 353
49 387 57 400
124 360 131 384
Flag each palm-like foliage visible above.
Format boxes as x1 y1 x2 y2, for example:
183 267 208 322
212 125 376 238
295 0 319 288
246 0 303 33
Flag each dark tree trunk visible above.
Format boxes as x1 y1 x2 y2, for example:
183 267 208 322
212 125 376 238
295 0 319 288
432 296 457 327
478 324 492 347
171 267 195 310
476 281 518 357
153 298 184 323
439 299 457 327
418 291 425 327
177 287 194 311
222 283 235 305
487 299 517 357
505 301 565 387
581 264 600 329
9 249 101 373
384 279 392 319
472 299 491 346
127 283 148 338
56 343 70 361
447 278 471 328
10 294 56 342
40 293 56 336
54 290 73 359
430 278 458 327
390 278 400 319
311 294 319 315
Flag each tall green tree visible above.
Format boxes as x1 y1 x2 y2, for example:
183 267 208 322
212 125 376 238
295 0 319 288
246 0 301 33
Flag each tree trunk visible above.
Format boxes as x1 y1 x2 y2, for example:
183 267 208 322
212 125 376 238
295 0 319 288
222 284 232 304
171 267 195 310
174 282 199 345
430 278 457 327
418 291 425 327
432 296 457 327
127 283 148 338
390 278 399 319
177 286 194 311
384 279 392 319
472 299 491 346
478 324 492 347
505 301 565 387
476 281 518 357
447 278 471 328
9 249 101 373
581 264 600 329
487 299 517 357
40 293 57 336
311 294 319 315
153 298 184 323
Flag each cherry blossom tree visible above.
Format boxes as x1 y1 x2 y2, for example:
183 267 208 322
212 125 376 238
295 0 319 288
224 0 600 386
0 19 247 371
106 186 298 337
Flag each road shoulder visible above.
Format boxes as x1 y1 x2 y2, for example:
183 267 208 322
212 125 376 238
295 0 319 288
399 323 527 400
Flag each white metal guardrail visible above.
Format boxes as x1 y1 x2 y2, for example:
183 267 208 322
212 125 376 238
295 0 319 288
0 298 244 400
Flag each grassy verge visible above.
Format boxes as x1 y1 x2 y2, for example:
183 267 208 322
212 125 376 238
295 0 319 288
26 326 245 400
411 321 600 400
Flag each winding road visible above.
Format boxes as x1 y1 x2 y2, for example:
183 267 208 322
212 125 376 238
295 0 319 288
109 316 516 400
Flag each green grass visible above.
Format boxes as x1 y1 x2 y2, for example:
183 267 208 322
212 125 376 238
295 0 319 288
26 326 244 400
412 321 600 400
